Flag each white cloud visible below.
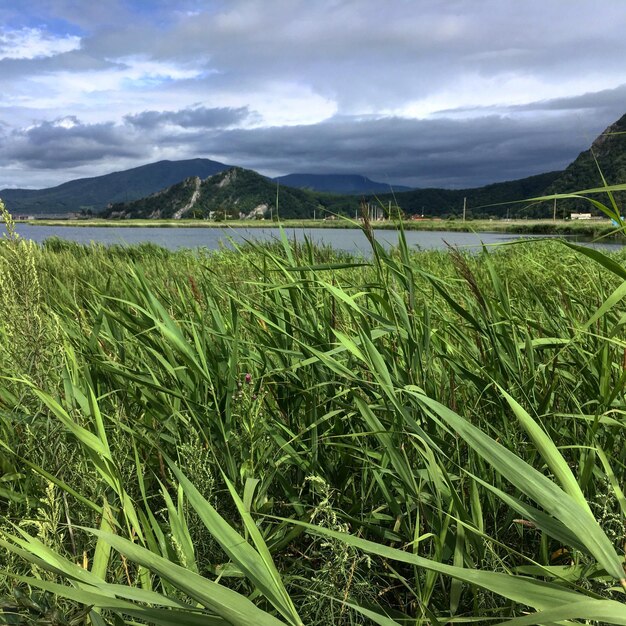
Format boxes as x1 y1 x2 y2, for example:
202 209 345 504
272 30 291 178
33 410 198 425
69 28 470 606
0 55 209 119
111 55 208 83
53 116 79 129
0 27 81 61
214 81 338 127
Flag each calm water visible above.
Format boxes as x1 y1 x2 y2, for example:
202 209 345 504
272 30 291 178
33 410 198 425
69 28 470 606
13 223 623 254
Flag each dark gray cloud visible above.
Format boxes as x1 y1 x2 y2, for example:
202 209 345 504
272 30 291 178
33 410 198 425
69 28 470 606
193 112 591 188
1 117 145 168
124 105 252 129
3 97 613 188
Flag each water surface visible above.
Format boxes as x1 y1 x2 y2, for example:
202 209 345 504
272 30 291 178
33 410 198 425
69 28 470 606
14 224 585 254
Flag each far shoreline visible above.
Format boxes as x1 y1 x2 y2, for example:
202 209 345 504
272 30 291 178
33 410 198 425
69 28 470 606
16 217 626 239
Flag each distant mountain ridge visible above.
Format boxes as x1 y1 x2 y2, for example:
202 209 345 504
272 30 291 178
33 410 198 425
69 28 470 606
273 173 412 194
107 167 563 221
0 160 411 215
1 158 230 215
0 158 565 219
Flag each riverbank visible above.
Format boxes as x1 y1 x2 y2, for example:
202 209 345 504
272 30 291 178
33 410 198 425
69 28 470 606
20 216 625 238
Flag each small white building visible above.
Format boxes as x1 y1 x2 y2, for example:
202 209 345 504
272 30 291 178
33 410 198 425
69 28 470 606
570 213 592 220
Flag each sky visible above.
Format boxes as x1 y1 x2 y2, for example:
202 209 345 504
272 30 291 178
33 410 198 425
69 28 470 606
1 0 626 191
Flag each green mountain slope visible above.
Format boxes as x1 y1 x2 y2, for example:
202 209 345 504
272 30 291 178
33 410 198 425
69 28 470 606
105 167 324 219
104 176 202 219
1 158 229 215
536 112 626 216
105 166 564 220
382 170 562 218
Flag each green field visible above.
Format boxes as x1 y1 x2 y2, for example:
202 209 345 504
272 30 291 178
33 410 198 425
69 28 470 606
3 204 626 624
22 216 626 239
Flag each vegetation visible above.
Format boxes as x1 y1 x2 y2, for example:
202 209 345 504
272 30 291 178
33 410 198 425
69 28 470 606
0 159 230 215
3 157 562 221
103 167 329 220
22 216 626 241
3 189 626 624
5 112 626 225
6 111 626 222
540 113 626 215
104 167 565 221
376 170 563 219
104 176 205 220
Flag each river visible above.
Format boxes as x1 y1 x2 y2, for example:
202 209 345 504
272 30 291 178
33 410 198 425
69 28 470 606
12 223 623 254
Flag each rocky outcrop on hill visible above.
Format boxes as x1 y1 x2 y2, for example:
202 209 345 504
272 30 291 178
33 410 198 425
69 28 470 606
105 167 323 220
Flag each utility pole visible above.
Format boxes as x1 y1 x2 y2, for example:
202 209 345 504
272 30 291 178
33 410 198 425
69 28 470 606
553 197 557 222
463 197 467 222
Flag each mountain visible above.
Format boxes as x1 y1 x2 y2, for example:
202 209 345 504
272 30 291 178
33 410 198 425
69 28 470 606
4 110 626 219
104 167 563 221
535 112 626 216
105 164 564 221
273 173 412 194
377 170 563 219
0 159 407 215
1 158 230 215
104 167 323 220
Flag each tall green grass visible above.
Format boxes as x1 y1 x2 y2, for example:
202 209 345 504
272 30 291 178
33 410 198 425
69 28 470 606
2 195 626 624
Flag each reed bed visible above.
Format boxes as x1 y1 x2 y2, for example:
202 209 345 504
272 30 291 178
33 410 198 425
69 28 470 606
2 201 626 624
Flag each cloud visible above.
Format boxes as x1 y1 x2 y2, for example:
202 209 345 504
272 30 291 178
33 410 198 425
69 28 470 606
512 85 626 115
3 98 609 189
124 105 253 129
134 0 626 117
110 55 208 84
1 1 626 189
0 27 80 60
192 113 586 188
1 117 145 169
